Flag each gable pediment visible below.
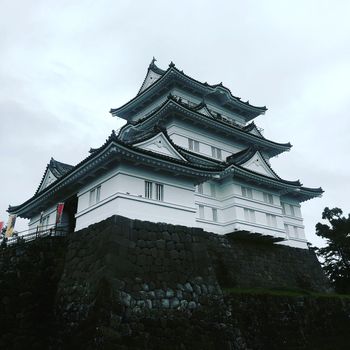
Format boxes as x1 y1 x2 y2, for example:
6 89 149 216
134 133 187 161
240 151 278 179
38 169 58 193
139 70 162 94
196 105 213 117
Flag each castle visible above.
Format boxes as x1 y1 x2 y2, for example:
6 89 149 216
8 59 323 248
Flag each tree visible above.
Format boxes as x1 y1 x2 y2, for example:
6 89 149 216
315 207 350 293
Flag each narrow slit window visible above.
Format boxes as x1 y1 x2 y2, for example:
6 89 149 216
241 186 253 199
210 183 216 198
263 192 273 204
89 188 96 206
199 205 204 219
155 183 164 201
211 146 222 160
145 181 153 199
212 208 218 222
197 183 204 194
96 186 101 203
290 205 295 217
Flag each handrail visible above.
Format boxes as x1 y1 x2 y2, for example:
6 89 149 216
2 224 70 247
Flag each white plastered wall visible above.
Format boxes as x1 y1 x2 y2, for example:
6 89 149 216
193 177 308 248
28 204 57 234
75 163 197 231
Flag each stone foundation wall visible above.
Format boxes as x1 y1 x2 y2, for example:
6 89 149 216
0 237 66 349
1 215 344 350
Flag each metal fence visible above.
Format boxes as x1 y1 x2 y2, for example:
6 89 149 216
2 224 69 247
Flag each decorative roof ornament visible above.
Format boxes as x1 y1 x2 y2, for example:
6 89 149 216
169 61 176 68
149 56 157 68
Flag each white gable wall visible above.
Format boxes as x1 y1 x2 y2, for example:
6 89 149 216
134 133 186 160
139 70 163 93
240 151 278 178
38 169 57 193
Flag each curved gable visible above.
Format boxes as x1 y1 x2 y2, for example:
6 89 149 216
134 133 187 161
37 168 57 193
240 151 278 179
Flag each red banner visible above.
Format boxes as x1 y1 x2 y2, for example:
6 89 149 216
0 221 4 233
55 203 64 225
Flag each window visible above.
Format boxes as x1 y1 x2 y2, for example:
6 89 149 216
263 192 274 205
290 205 295 217
145 181 153 199
188 139 199 152
241 186 253 199
293 226 299 238
96 186 101 203
197 183 204 194
211 146 222 160
281 203 286 215
266 213 277 227
89 185 101 206
89 188 95 206
284 224 289 234
244 208 256 223
199 205 204 219
212 208 218 222
155 183 164 201
210 183 216 198
285 224 300 239
41 215 50 227
145 181 164 201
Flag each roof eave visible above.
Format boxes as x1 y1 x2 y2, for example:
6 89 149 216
9 139 222 218
110 67 267 121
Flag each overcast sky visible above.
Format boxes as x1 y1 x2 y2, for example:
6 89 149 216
1 0 349 247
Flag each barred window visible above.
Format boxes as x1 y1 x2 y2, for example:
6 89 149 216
155 183 164 201
210 183 216 198
244 208 256 223
211 146 222 160
263 192 273 204
188 139 199 152
281 202 286 215
89 185 101 206
266 213 277 227
145 181 153 199
199 205 205 219
145 181 164 201
212 208 218 222
284 224 289 234
290 205 296 217
241 186 253 199
197 183 204 194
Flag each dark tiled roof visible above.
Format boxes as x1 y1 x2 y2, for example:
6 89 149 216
110 61 267 119
35 158 74 195
137 57 166 95
9 130 223 216
226 147 301 186
49 158 74 178
118 95 291 154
